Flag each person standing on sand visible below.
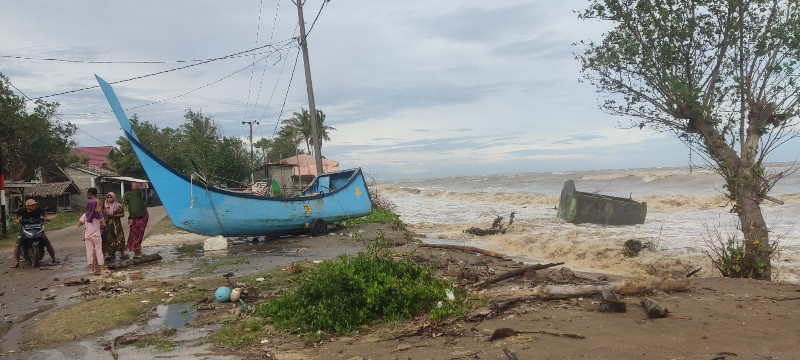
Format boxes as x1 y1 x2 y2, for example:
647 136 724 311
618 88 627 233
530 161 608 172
125 188 148 258
102 192 128 259
78 199 109 275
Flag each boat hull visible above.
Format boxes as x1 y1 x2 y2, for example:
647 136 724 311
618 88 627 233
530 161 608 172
96 75 372 236
557 180 647 225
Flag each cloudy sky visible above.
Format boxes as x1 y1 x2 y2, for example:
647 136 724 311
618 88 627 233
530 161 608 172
2 0 798 179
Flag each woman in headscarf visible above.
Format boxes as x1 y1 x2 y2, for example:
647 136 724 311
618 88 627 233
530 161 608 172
102 192 128 260
125 188 148 258
78 199 109 274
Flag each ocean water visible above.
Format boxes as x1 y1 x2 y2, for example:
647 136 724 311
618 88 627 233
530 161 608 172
377 163 800 283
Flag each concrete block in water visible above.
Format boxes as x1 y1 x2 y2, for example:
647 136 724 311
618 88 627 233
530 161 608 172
204 236 228 251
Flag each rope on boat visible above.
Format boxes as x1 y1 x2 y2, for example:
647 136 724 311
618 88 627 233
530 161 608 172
201 179 228 237
190 173 197 209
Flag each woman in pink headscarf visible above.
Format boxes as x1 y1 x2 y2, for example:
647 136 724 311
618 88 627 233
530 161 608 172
102 192 128 259
78 200 109 275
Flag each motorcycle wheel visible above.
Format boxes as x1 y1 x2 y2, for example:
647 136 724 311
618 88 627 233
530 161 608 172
32 245 41 267
21 245 32 262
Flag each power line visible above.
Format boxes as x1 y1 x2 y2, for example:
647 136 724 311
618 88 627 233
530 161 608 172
248 0 285 123
4 79 115 147
268 47 302 139
31 38 297 101
255 30 295 138
0 48 286 64
306 0 330 36
242 0 266 124
56 45 295 116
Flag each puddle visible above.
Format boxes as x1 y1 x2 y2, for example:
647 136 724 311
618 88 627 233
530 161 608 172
13 304 233 360
148 304 194 329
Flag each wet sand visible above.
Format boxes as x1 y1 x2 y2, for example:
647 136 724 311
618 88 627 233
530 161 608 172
2 211 799 360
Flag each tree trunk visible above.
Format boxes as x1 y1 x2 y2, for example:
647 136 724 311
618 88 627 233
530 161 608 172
736 182 771 279
698 121 772 280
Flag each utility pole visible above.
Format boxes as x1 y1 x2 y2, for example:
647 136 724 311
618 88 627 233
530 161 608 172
242 120 259 184
0 139 7 236
294 0 324 176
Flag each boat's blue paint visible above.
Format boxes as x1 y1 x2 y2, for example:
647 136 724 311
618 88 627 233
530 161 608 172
95 75 372 236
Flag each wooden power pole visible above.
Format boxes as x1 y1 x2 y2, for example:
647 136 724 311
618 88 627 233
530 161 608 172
243 120 259 183
294 0 324 176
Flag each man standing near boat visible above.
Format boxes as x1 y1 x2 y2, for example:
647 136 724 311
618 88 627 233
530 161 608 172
124 188 148 258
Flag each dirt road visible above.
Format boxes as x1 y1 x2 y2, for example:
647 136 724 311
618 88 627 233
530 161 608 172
0 206 167 352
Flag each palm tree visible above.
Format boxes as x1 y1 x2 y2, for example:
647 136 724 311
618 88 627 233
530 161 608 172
280 108 335 154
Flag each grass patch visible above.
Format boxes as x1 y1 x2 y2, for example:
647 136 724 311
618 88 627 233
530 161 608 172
134 335 177 351
210 317 269 349
168 289 206 303
176 242 203 255
46 211 82 231
255 245 465 337
191 257 247 275
149 216 182 235
0 211 80 244
345 208 402 225
30 292 164 345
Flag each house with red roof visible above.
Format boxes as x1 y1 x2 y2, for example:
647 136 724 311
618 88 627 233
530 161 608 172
72 146 115 169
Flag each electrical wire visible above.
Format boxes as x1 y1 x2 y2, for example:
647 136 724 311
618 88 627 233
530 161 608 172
4 78 115 147
268 47 302 139
248 0 284 123
31 38 297 101
306 0 330 36
242 0 266 123
1 48 286 65
55 45 295 116
125 47 293 112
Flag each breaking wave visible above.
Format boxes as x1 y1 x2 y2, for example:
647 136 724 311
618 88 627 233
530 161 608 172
378 186 800 211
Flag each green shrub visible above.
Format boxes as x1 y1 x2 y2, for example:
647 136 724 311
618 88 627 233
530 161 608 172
346 209 402 225
255 246 463 335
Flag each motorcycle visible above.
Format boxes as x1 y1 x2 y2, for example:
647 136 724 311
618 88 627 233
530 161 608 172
19 218 47 267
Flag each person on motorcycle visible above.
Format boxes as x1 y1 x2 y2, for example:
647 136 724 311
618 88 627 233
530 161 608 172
11 199 58 268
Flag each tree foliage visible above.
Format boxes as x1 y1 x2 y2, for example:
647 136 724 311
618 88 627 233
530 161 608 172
578 0 800 279
113 107 335 186
112 110 251 187
280 108 336 154
0 73 77 181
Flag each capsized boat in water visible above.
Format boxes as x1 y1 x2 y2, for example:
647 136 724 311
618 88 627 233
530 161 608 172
95 75 372 236
557 179 647 225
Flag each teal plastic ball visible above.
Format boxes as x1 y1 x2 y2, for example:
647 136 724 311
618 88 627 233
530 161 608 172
215 286 231 302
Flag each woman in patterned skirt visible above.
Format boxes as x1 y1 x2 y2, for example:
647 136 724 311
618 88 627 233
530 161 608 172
125 188 148 258
102 192 128 259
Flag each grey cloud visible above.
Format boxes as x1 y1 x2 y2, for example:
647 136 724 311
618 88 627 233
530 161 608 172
413 2 556 44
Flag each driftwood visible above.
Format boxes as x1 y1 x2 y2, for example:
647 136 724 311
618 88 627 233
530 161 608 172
489 327 585 341
106 253 162 270
599 289 626 313
532 276 691 300
467 299 520 321
64 278 91 286
641 298 668 318
472 262 564 289
464 212 515 236
419 243 509 259
109 335 122 360
686 267 703 278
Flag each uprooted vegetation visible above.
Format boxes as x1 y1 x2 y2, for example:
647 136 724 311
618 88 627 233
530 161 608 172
254 243 467 340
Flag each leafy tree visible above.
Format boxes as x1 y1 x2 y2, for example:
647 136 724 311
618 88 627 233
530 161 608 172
111 114 187 178
578 0 800 279
254 135 304 164
112 110 251 187
0 73 76 181
280 108 336 154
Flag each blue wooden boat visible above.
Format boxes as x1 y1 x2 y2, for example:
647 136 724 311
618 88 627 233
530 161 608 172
95 75 372 237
